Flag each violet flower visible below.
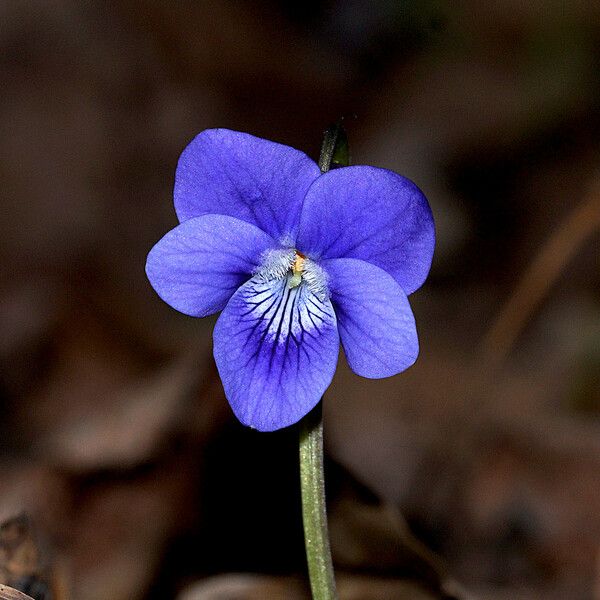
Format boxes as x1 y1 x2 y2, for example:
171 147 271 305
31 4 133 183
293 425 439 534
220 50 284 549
146 129 435 431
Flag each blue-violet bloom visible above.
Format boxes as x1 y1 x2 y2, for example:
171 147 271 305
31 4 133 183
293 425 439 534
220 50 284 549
146 129 435 431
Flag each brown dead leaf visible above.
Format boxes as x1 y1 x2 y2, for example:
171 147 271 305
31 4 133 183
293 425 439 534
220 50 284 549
0 515 54 600
177 573 446 600
0 584 35 600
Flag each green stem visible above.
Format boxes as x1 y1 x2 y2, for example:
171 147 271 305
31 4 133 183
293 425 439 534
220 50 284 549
299 122 349 600
318 122 349 173
299 403 337 600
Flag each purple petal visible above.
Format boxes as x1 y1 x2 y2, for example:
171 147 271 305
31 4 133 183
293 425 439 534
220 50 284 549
323 258 418 378
296 166 435 295
174 129 321 243
213 275 339 431
146 214 277 317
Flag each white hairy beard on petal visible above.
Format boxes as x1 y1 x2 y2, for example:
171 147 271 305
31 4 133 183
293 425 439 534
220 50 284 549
254 248 329 301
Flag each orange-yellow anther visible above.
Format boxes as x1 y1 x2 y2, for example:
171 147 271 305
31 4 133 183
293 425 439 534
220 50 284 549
293 251 306 275
289 251 306 289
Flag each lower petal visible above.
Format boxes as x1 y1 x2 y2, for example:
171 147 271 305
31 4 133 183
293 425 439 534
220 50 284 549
323 258 419 378
213 275 339 431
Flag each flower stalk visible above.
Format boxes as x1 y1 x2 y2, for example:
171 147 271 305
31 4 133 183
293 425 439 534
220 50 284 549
299 402 337 600
299 123 348 600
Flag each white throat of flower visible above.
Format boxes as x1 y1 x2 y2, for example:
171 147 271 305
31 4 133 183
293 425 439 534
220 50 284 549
255 248 329 300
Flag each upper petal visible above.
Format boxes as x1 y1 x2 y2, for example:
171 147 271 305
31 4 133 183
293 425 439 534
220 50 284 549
174 129 321 243
213 275 339 431
323 257 419 378
296 166 435 295
146 214 277 317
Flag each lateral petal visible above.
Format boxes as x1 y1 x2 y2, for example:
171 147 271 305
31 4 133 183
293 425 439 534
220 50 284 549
323 257 419 378
146 214 277 317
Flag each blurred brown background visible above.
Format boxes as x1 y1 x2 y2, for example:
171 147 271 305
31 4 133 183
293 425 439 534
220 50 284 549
1 1 599 599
